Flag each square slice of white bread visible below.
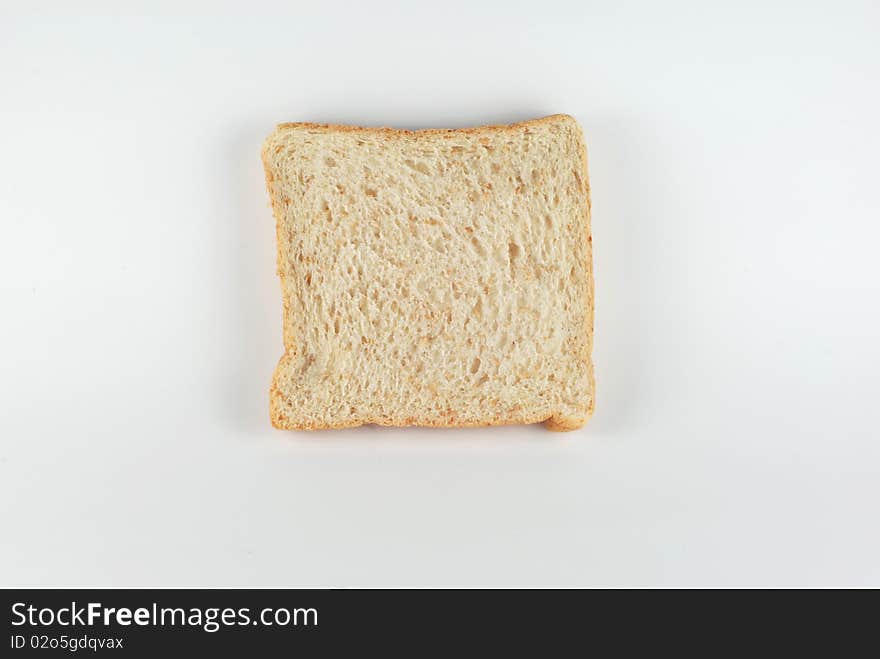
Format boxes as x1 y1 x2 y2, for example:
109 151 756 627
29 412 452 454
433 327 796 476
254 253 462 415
262 114 594 431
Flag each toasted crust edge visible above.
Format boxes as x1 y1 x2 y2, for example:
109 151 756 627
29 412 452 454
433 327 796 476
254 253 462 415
261 114 594 432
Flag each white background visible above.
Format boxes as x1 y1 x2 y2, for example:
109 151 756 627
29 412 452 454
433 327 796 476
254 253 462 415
1 0 878 587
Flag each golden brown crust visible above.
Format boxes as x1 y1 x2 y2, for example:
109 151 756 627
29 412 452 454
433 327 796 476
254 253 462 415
270 404 580 431
262 114 594 432
574 119 596 429
271 113 579 139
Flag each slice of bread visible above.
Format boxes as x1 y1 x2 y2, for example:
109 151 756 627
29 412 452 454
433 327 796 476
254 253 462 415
261 114 593 431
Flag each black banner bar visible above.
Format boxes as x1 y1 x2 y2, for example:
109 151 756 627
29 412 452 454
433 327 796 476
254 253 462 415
2 588 873 655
